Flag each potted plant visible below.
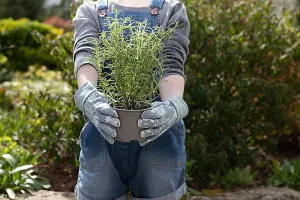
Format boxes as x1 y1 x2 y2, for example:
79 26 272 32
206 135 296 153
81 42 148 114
90 15 175 142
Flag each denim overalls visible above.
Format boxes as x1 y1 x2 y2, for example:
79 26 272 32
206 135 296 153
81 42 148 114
75 0 187 199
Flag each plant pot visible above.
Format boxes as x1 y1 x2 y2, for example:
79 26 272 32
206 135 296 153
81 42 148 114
113 106 151 142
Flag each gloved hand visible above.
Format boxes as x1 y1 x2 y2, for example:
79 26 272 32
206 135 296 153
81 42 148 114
138 96 189 146
74 81 120 144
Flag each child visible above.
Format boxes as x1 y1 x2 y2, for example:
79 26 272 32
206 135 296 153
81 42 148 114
72 0 190 199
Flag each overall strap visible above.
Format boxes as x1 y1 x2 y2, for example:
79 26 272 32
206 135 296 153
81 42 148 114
97 0 108 17
150 0 165 15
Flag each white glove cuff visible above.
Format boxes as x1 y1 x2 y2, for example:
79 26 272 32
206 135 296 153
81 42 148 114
74 81 97 112
167 96 189 122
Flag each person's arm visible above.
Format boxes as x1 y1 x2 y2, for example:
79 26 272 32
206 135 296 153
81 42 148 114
158 2 190 101
138 1 190 146
72 3 100 87
159 75 184 100
72 3 120 144
77 64 98 87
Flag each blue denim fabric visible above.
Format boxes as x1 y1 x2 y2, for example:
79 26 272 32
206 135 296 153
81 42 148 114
75 0 187 199
75 119 186 200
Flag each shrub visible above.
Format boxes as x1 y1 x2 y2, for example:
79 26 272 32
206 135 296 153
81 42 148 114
183 0 300 188
32 31 77 94
13 0 83 164
210 166 257 189
296 0 300 26
30 0 300 190
268 159 300 190
0 91 82 164
0 18 63 71
0 65 82 163
0 136 50 199
0 0 45 20
10 91 83 163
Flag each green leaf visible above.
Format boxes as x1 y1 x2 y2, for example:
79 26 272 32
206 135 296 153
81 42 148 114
25 178 42 190
39 180 51 189
9 165 33 174
5 188 16 199
29 150 45 164
0 54 8 65
2 154 16 168
0 169 4 176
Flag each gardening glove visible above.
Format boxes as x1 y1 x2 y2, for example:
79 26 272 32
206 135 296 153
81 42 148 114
74 81 120 144
138 96 189 146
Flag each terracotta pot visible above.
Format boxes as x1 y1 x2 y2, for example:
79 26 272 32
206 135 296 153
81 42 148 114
114 106 151 142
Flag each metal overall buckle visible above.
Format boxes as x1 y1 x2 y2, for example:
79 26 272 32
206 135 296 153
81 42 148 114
150 7 159 15
98 8 107 17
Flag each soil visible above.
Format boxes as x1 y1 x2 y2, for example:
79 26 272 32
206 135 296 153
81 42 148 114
36 161 78 192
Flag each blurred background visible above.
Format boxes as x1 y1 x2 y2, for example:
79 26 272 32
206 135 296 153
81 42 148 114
0 0 299 199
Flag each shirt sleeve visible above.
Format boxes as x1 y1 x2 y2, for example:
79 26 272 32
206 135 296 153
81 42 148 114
160 2 190 81
72 3 99 77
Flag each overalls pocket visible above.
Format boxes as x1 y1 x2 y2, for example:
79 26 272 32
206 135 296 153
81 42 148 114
79 121 106 171
147 120 186 169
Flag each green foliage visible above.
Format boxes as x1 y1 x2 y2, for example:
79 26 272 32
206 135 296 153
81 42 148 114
0 87 13 111
16 0 85 164
70 0 85 19
11 91 82 163
0 52 12 84
296 0 300 26
210 166 256 189
186 133 255 188
25 0 300 190
0 65 82 165
0 137 50 199
42 0 72 20
31 0 82 94
185 160 202 196
0 68 12 84
268 159 300 190
32 31 77 94
92 15 174 109
183 0 300 188
0 91 82 164
0 0 45 20
0 53 7 65
0 18 63 71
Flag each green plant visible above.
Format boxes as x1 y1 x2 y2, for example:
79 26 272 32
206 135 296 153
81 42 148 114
32 31 77 94
21 0 84 163
0 51 12 83
0 137 50 199
0 0 45 20
185 160 201 197
32 0 86 95
12 91 83 163
0 68 12 84
210 166 256 189
268 159 300 190
298 0 300 26
70 0 84 19
0 18 63 71
1 79 82 163
183 0 300 189
91 15 175 109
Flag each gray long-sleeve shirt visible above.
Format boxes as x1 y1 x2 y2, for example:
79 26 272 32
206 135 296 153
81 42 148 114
72 0 190 80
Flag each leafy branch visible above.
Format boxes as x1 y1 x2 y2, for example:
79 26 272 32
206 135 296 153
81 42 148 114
90 13 176 109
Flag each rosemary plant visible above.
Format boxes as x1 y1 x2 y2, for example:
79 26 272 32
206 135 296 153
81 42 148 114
91 14 175 110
